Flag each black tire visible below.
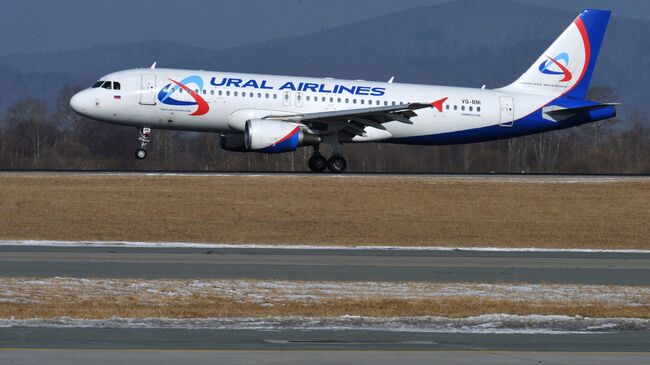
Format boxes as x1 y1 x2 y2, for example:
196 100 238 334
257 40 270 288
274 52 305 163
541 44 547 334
308 154 328 173
327 155 347 173
135 149 147 160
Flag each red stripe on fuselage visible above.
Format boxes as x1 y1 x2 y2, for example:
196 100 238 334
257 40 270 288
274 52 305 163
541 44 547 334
169 79 210 116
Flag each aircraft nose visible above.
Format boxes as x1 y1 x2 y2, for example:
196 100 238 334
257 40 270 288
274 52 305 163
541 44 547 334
69 90 90 114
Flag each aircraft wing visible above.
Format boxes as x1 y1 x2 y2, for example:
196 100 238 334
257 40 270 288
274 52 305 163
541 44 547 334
264 98 447 136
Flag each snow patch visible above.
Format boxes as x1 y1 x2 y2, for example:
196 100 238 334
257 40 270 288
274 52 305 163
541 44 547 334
1 315 648 334
1 240 648 253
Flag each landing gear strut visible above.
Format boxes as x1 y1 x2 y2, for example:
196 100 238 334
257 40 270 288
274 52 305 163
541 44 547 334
135 127 151 160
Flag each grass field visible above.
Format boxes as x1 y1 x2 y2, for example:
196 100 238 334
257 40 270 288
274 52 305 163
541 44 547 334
2 278 649 319
0 174 649 249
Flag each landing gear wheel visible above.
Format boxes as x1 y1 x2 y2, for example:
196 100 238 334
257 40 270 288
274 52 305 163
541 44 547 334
135 148 147 160
135 127 152 160
327 155 347 173
308 154 328 173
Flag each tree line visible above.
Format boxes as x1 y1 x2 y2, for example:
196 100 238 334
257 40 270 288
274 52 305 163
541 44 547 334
0 85 648 173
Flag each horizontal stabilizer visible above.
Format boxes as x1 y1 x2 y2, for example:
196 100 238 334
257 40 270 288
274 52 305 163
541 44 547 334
542 103 619 122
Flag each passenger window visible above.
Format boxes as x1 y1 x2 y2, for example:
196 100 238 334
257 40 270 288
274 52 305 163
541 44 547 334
92 81 103 88
330 97 334 103
234 91 238 96
477 107 481 112
250 92 254 97
306 96 310 101
345 98 349 104
376 100 380 106
322 97 326 102
469 106 473 111
454 105 457 110
360 99 365 105
113 82 121 90
218 90 222 96
461 106 465 111
265 93 269 99
203 89 206 95
257 93 261 98
274 94 277 99
337 98 342 103
226 91 230 96
446 105 450 110
353 99 357 104
384 101 388 106
101 81 112 89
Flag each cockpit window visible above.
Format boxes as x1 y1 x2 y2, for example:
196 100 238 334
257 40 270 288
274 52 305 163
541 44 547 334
101 81 112 89
113 82 121 90
92 81 103 88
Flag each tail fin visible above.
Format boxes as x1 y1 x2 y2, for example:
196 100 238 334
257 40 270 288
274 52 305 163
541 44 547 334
500 9 611 100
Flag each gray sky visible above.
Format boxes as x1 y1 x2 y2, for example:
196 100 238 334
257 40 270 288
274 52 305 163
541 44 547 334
0 0 647 56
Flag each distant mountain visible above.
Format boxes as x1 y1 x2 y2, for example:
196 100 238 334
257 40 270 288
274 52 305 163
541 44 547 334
0 0 646 116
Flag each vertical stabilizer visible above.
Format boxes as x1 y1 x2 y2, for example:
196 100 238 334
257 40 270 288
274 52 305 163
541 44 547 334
500 9 611 100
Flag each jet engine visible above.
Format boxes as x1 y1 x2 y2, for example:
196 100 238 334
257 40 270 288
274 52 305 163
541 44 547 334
221 120 320 153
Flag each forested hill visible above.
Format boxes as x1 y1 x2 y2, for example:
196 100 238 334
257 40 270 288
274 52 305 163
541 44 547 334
0 0 647 114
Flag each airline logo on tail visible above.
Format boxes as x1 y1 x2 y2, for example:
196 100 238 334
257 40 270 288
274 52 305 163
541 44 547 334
157 75 210 116
538 52 572 82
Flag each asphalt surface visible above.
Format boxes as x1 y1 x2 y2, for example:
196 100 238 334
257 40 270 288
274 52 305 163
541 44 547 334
1 245 650 284
2 244 650 362
3 170 650 180
1 328 649 364
2 349 649 365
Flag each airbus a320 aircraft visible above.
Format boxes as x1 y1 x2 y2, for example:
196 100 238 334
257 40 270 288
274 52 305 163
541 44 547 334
70 9 615 173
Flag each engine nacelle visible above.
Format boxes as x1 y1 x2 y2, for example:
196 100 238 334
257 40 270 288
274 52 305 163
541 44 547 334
244 120 320 153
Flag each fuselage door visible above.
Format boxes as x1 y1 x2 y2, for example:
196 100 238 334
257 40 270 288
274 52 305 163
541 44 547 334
295 91 303 107
283 90 291 107
499 96 514 127
140 74 157 105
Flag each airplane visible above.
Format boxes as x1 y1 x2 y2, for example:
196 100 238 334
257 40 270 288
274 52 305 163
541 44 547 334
70 9 615 173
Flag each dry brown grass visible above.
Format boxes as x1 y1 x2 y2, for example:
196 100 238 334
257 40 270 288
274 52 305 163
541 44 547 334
1 278 649 319
3 296 650 320
0 174 649 249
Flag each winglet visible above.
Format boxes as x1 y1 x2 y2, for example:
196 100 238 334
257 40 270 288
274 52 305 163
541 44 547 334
387 76 395 84
150 61 157 69
431 97 448 112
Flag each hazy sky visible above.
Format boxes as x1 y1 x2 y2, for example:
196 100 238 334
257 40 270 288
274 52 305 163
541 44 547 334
0 0 647 56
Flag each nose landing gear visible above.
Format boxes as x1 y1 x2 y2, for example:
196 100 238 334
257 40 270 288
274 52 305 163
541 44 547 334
135 127 151 160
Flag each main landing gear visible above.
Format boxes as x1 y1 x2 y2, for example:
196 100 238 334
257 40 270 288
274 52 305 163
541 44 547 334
308 147 348 173
135 127 151 160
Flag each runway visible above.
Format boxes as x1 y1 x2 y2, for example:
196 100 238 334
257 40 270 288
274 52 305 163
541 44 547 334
1 327 649 364
1 245 650 284
3 170 650 181
1 245 649 362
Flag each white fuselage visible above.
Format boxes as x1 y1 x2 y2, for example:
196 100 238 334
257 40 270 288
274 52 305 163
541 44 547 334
70 68 551 143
